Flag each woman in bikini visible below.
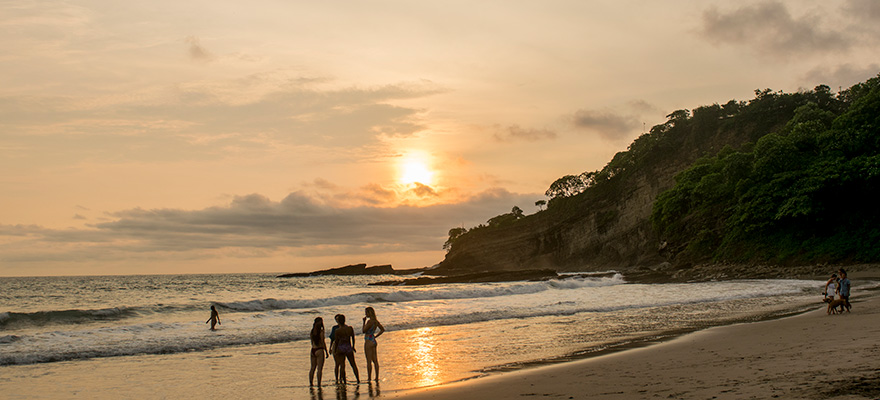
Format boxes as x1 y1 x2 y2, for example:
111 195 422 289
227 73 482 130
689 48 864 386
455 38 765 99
362 307 385 382
206 305 221 330
309 317 329 387
332 314 360 384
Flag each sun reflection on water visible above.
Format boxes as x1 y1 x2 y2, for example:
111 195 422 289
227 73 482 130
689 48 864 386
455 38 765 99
408 327 440 387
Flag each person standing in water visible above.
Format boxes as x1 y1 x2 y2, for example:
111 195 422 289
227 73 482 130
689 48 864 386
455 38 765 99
362 307 385 382
332 314 360 384
206 305 221 330
309 317 329 387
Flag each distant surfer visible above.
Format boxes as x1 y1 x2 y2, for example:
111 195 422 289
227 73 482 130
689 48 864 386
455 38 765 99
206 305 221 330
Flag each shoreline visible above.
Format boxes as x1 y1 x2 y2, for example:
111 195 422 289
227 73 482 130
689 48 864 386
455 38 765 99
389 290 880 399
3 273 877 399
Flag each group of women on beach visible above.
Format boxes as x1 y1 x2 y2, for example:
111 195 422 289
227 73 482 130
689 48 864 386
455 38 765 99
308 306 386 387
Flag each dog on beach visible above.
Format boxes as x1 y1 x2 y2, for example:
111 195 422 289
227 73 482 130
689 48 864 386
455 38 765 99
826 298 846 314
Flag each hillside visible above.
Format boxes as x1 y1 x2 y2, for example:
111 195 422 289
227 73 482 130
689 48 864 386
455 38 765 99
434 74 880 279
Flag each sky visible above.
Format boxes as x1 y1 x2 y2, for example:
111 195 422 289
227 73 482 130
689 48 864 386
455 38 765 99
1 0 879 276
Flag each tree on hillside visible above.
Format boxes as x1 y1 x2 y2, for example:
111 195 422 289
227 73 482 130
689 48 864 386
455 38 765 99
535 199 546 211
443 227 468 251
545 171 597 200
487 213 517 227
512 206 524 219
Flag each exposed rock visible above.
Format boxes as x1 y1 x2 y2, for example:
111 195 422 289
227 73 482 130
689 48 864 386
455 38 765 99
277 263 426 277
369 269 559 286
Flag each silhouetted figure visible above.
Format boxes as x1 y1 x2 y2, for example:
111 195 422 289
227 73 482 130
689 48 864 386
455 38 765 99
206 305 221 330
838 269 852 312
329 314 342 382
332 314 360 384
310 317 329 387
362 307 385 382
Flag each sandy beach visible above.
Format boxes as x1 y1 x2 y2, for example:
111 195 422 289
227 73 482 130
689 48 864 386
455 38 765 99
3 273 878 399
392 291 880 399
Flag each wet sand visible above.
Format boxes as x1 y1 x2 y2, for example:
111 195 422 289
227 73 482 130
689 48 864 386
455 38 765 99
391 294 880 400
4 273 877 399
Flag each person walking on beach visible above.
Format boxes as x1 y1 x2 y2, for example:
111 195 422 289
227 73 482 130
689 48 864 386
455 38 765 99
838 269 852 312
823 273 838 302
332 314 360 384
362 307 385 382
206 305 221 330
309 317 329 387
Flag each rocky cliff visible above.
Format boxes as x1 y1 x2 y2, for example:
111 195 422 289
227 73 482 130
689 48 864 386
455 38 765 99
435 159 687 275
433 89 829 276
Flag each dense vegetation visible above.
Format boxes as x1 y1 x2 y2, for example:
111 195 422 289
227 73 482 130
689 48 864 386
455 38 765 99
444 74 880 269
652 76 880 265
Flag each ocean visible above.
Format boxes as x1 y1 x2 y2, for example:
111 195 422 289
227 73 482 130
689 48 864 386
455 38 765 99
0 272 858 398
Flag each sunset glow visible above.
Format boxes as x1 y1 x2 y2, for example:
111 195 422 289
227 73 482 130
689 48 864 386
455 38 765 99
0 1 877 276
399 154 435 186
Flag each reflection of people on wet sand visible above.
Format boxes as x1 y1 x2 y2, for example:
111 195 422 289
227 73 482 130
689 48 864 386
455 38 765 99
362 307 385 382
206 305 221 330
308 386 324 400
368 381 380 397
332 314 360 383
309 317 329 387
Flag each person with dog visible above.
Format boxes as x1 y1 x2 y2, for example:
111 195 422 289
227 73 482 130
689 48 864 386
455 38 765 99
823 273 838 302
838 269 852 313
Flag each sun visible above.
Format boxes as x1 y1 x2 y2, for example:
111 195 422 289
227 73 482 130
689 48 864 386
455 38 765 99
399 154 435 186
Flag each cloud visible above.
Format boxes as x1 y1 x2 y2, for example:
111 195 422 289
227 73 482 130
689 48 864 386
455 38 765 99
185 36 214 62
350 183 398 205
0 75 443 165
0 188 540 265
408 183 438 198
700 1 850 58
626 100 661 115
493 125 557 142
803 64 880 90
571 109 640 141
843 0 880 22
304 178 339 191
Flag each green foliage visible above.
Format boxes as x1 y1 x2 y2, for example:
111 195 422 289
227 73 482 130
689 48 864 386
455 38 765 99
535 200 547 211
545 172 597 200
652 74 880 265
512 206 524 219
443 74 880 266
443 227 468 251
487 213 518 228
